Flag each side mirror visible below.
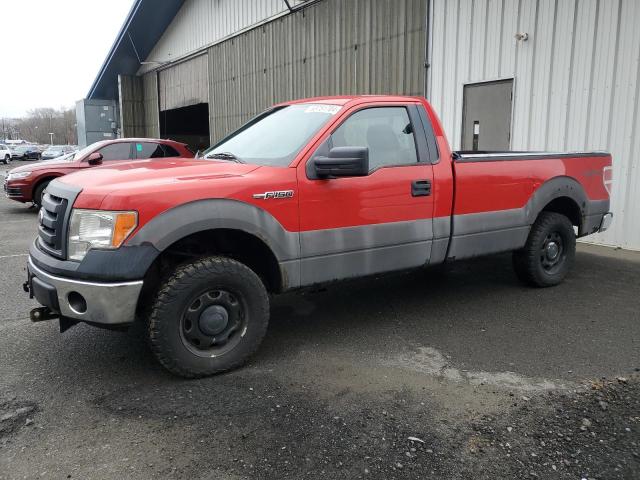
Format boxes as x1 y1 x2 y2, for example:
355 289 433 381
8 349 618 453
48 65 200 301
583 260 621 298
312 146 369 179
87 152 103 166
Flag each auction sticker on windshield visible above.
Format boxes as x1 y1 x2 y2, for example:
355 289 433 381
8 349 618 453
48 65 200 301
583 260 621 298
304 104 341 115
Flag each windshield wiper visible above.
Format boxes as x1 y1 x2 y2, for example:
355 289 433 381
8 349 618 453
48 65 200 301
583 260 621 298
207 152 244 163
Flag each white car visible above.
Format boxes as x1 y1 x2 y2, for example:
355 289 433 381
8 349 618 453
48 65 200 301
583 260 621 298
0 145 12 164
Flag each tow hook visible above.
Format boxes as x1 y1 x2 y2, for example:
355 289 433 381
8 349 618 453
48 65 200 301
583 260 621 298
30 307 58 323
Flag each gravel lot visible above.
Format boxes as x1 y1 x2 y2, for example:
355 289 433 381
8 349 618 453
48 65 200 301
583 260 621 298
0 161 639 479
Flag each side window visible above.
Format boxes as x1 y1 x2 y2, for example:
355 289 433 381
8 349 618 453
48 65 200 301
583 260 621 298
331 107 418 170
97 143 132 161
160 144 180 157
135 142 165 159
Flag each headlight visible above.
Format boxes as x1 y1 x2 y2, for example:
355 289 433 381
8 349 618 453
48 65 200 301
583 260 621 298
68 209 138 261
7 171 31 181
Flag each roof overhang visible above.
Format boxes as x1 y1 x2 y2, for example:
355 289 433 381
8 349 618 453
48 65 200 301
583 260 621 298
87 0 184 100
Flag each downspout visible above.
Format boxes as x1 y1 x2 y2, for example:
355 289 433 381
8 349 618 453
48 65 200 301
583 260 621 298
424 0 433 99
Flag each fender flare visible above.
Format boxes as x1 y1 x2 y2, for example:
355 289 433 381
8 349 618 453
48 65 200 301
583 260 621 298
524 176 588 225
128 198 300 262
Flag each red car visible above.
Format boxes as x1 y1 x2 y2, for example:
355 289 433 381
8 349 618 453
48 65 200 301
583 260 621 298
4 138 193 207
25 95 612 377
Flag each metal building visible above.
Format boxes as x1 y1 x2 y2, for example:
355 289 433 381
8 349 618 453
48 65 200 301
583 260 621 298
84 0 640 250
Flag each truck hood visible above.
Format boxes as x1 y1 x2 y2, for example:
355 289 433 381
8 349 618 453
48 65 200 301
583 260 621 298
58 158 260 192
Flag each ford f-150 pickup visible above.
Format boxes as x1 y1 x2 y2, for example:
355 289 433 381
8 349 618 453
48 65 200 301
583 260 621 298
24 95 613 377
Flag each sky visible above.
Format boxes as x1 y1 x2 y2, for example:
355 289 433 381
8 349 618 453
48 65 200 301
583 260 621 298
0 0 135 118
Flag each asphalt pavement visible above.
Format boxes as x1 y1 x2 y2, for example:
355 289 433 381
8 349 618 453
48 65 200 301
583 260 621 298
0 160 638 479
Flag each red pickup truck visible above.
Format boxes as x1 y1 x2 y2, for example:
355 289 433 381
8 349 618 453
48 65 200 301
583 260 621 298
25 95 613 377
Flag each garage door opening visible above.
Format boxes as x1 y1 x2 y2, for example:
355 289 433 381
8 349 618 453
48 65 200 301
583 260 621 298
160 103 210 153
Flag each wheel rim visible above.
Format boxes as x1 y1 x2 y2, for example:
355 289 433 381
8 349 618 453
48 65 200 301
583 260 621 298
179 288 247 357
540 232 565 274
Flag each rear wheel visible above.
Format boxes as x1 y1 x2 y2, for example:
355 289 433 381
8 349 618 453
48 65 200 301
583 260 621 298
513 212 576 287
148 256 270 378
32 181 50 209
3 154 9 164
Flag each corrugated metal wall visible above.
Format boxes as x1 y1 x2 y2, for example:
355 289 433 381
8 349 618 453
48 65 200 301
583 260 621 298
207 0 427 141
140 0 289 73
428 0 640 250
118 75 146 137
158 54 209 111
142 72 160 137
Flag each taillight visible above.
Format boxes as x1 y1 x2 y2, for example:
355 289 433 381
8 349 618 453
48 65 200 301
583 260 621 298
603 166 613 196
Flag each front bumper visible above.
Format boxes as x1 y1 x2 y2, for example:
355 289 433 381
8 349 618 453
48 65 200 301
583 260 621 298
27 257 143 325
3 179 28 201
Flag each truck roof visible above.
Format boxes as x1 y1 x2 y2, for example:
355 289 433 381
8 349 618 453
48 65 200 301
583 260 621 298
276 95 424 107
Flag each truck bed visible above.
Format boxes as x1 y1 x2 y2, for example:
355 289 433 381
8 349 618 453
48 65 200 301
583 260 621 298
447 149 612 261
453 151 610 162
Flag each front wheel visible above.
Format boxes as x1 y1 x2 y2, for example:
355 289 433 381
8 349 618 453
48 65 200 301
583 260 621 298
3 155 9 164
148 256 270 378
32 181 50 209
512 212 576 287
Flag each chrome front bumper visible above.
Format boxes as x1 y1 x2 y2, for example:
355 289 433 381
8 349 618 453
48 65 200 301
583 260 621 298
27 257 143 325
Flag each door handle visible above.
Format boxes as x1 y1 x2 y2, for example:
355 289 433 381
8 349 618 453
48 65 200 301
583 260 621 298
411 179 431 197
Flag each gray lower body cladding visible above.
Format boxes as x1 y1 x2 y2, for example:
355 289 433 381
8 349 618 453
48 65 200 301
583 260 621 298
299 220 433 285
446 197 611 261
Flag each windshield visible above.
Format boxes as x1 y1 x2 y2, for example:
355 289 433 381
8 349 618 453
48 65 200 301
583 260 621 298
201 103 341 167
68 140 109 162
48 151 77 162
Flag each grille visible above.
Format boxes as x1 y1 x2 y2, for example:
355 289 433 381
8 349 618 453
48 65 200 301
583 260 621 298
4 182 22 197
38 192 68 258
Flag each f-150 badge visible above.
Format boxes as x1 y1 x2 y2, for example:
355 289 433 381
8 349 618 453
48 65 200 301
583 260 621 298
252 190 294 200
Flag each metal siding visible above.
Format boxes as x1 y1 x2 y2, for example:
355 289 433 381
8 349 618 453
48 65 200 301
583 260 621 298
142 72 160 137
158 54 208 111
604 0 640 249
498 0 519 78
545 0 575 150
470 0 489 81
140 0 287 73
528 0 555 148
485 0 503 78
564 0 597 151
118 75 146 137
438 0 462 145
451 0 469 149
207 0 427 143
510 0 536 149
430 0 640 250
